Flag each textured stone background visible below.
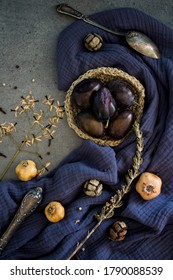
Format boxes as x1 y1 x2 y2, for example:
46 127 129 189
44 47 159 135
0 0 173 180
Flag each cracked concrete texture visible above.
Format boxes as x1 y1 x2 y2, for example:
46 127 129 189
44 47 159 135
0 0 173 180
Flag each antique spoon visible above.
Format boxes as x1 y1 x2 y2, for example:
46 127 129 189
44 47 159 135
56 3 160 59
0 187 43 254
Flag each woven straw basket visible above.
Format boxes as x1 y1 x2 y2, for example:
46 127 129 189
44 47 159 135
65 67 145 146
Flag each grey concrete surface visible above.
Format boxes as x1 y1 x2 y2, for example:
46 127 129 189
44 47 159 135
0 0 173 180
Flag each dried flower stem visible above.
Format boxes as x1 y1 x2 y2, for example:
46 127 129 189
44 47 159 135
0 140 26 181
67 121 143 260
67 220 102 260
7 133 20 148
0 122 39 181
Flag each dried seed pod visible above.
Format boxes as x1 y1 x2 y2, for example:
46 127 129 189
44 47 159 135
84 178 103 197
135 172 162 200
108 221 128 241
84 33 103 51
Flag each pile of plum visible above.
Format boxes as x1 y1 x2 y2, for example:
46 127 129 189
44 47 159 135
72 78 136 140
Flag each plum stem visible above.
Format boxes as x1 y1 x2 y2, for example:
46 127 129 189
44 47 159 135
104 119 109 128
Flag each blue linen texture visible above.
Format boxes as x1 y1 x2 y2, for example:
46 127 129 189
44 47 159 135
1 7 173 260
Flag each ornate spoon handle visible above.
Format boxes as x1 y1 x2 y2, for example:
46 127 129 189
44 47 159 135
0 187 43 254
56 3 125 36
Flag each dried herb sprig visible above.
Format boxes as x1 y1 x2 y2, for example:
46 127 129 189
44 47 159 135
67 121 143 260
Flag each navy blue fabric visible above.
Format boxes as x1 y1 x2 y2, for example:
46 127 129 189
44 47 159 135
1 7 173 259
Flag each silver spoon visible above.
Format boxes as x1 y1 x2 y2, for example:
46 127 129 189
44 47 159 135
0 187 43 254
56 3 160 59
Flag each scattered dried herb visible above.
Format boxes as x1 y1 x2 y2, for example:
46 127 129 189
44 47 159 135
0 91 64 180
0 152 7 158
0 107 6 114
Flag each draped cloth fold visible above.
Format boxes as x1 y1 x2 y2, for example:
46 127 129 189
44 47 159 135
1 7 173 259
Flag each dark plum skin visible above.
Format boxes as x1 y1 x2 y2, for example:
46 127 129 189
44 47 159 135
107 110 134 139
107 79 135 109
76 110 105 138
92 87 117 121
72 78 102 109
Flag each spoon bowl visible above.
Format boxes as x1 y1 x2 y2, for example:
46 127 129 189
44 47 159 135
125 31 160 59
56 3 160 59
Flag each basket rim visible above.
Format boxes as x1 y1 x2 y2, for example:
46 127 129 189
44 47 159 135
65 67 145 146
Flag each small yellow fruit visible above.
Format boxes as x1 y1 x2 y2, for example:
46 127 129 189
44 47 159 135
135 172 162 200
44 201 65 223
15 160 38 181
